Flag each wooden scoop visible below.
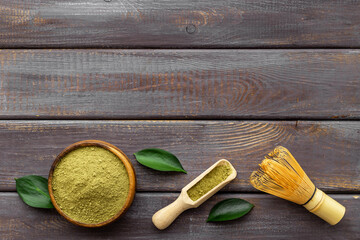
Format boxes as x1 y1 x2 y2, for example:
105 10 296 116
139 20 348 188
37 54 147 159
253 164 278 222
152 159 237 230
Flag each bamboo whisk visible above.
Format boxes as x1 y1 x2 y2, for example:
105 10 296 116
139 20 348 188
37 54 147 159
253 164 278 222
250 146 345 225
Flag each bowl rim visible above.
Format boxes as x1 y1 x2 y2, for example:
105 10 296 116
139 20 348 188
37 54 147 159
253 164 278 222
48 140 136 227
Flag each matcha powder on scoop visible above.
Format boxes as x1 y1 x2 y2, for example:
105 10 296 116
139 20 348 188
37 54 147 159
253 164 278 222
187 162 232 201
51 146 130 224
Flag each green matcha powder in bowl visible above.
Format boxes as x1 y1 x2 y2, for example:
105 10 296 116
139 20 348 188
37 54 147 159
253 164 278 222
48 140 136 227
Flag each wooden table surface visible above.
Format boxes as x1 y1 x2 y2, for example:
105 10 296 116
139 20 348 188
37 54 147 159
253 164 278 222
0 1 359 239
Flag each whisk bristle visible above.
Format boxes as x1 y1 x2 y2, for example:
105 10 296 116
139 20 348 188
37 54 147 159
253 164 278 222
250 146 315 205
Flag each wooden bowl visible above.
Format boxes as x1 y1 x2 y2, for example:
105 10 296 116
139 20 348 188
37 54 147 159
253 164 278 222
48 140 136 227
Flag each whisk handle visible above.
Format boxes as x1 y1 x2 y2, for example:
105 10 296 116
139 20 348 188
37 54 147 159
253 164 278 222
303 188 346 225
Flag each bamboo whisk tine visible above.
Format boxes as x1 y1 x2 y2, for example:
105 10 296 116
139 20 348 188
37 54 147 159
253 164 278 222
250 146 315 205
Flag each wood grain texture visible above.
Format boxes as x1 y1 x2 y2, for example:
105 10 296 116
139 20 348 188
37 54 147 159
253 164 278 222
0 120 359 192
1 49 360 119
0 192 359 239
1 0 360 48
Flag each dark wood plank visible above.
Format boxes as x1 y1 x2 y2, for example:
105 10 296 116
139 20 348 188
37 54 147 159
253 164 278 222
0 192 358 239
0 120 359 192
1 50 360 119
1 0 360 48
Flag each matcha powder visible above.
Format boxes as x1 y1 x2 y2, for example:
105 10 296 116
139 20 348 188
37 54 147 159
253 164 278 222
52 146 130 224
187 162 232 201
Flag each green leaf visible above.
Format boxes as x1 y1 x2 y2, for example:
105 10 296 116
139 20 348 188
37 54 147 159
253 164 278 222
15 175 54 209
134 148 187 173
207 198 253 222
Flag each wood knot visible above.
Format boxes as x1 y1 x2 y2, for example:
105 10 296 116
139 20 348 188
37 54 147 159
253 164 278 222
186 25 196 34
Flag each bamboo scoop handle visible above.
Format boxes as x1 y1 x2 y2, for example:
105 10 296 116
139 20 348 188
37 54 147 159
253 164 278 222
152 195 192 230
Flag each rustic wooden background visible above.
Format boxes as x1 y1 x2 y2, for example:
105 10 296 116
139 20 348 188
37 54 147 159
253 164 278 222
0 1 359 239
